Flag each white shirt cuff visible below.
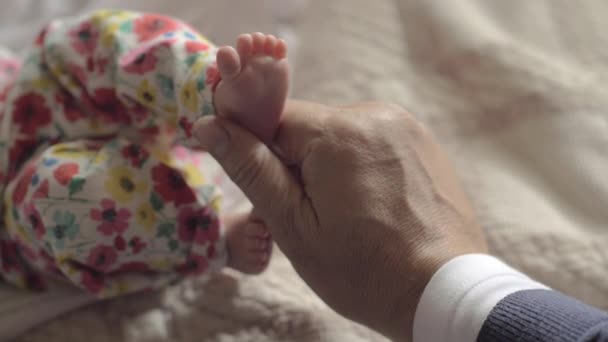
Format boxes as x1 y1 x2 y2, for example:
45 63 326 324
413 254 549 342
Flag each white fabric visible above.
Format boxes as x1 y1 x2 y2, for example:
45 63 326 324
413 254 548 342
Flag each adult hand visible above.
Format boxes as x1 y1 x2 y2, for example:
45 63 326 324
193 100 487 341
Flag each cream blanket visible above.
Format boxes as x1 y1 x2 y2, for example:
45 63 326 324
13 0 608 341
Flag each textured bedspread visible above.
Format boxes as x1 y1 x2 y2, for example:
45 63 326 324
10 0 608 341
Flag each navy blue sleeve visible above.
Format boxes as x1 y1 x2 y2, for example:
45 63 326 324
478 289 608 342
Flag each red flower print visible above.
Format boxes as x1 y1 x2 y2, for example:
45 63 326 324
69 21 99 54
8 139 38 176
151 164 196 206
122 48 158 75
97 57 109 74
207 244 216 259
179 117 193 138
12 93 52 135
24 202 46 239
14 238 37 263
67 63 87 85
206 63 221 89
130 103 149 123
185 41 209 54
177 206 219 245
0 58 20 78
133 14 180 42
56 92 83 122
114 235 126 251
90 88 130 124
115 261 150 273
86 244 118 272
176 254 208 276
39 249 62 275
25 272 47 291
121 144 150 167
86 56 95 72
35 25 49 46
1 240 23 273
81 269 104 294
12 163 36 205
129 237 147 254
33 179 49 199
0 85 12 102
90 199 131 236
139 126 160 144
53 163 79 186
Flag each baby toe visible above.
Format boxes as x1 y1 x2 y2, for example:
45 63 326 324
251 32 266 54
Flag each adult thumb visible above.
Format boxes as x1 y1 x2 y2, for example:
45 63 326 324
192 116 301 220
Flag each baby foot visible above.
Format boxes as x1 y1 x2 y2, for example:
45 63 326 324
213 33 289 142
223 213 272 274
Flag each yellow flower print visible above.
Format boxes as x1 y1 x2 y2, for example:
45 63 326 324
180 80 200 113
136 79 158 107
92 9 133 24
50 142 109 165
31 77 52 91
101 22 119 49
91 148 109 166
56 253 79 276
150 258 172 271
135 202 156 232
163 104 177 115
110 10 134 21
163 112 179 134
190 58 207 74
182 163 206 187
4 198 14 226
6 224 30 246
149 147 174 167
210 196 222 213
105 167 148 203
50 143 94 159
116 279 130 295
13 277 26 289
91 10 114 24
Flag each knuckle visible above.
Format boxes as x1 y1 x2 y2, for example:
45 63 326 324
381 102 407 115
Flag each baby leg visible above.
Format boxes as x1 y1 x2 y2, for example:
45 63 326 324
3 138 270 296
2 10 220 164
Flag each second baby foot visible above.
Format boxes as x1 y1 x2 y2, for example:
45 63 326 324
213 33 289 142
223 213 272 274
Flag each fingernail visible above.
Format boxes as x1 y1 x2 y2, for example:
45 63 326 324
193 116 228 156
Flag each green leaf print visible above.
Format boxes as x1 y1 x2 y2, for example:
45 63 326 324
49 211 80 249
202 103 214 115
68 177 86 196
156 223 175 238
156 74 175 100
119 20 133 33
168 239 179 252
54 123 67 139
196 74 206 92
150 192 164 211
185 54 198 68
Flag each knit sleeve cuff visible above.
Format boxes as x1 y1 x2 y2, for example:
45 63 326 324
412 254 548 342
478 289 608 341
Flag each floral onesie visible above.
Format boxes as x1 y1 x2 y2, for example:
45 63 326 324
0 10 229 298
